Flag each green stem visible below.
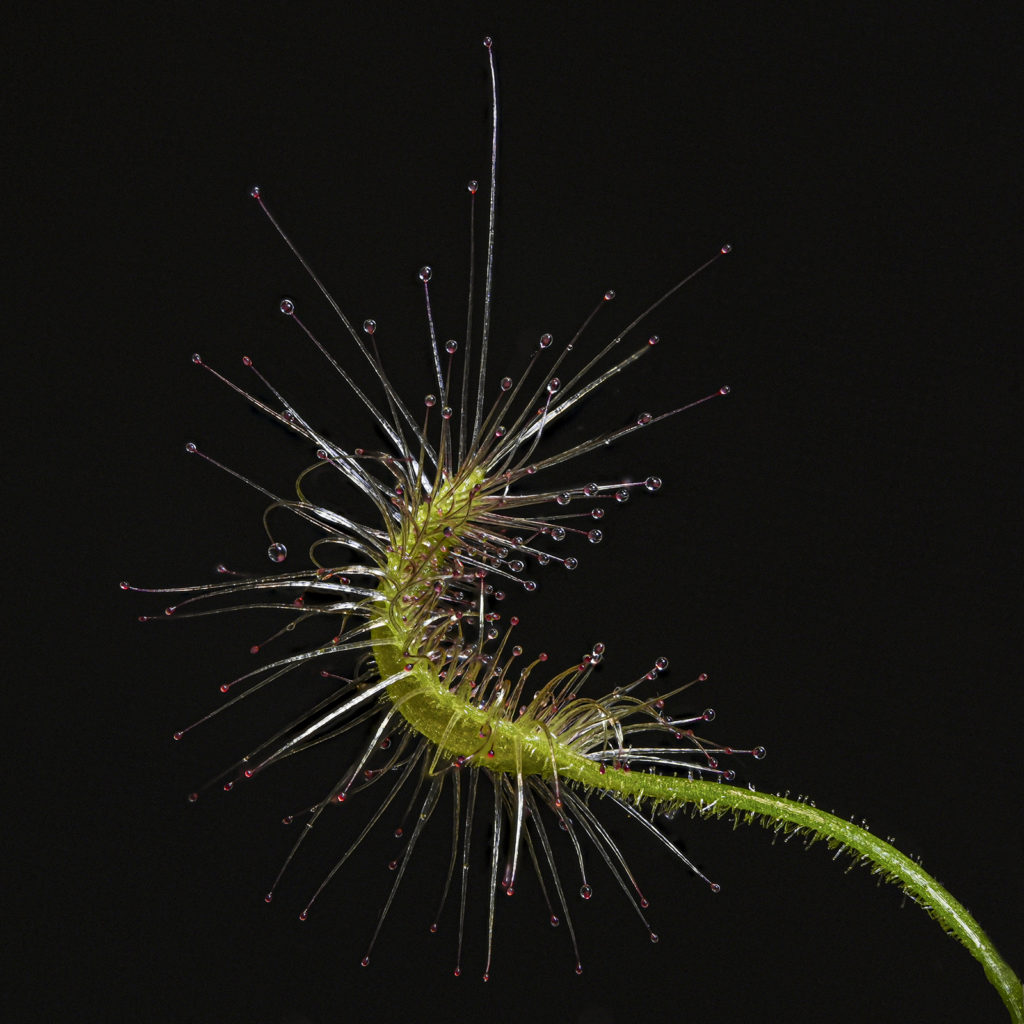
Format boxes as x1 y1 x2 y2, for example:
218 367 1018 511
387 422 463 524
639 777 1023 1022
375 641 1022 1018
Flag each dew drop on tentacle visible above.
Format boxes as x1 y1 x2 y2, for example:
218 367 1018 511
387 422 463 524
266 542 287 563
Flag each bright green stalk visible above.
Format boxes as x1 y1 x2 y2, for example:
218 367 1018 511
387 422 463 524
374 597 1023 1020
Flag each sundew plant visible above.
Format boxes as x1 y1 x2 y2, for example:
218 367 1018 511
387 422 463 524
129 38 1022 1019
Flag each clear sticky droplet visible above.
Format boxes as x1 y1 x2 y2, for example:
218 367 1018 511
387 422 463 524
279 297 295 315
444 339 458 354
547 377 561 394
267 542 287 563
580 884 593 900
424 394 436 408
564 557 579 570
556 492 571 506
249 185 261 199
362 319 376 335
539 333 553 349
184 442 198 454
719 385 731 395
467 180 479 194
752 745 767 759
647 334 660 346
603 289 616 301
720 243 732 254
418 266 432 282
587 529 603 544
500 376 513 391
645 476 662 491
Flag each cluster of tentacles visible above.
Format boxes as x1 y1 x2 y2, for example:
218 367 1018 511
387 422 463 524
129 231 746 974
125 37 762 977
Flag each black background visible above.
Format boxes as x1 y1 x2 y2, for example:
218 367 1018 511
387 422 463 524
12 4 1021 1023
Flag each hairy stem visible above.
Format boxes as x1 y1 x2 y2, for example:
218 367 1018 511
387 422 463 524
374 640 1022 1019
